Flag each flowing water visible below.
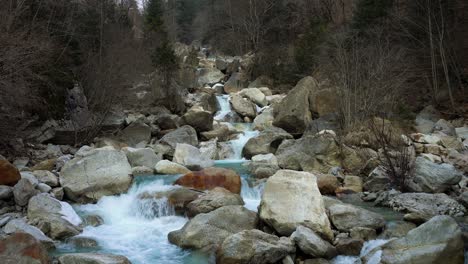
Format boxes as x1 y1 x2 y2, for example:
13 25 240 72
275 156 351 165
53 94 264 263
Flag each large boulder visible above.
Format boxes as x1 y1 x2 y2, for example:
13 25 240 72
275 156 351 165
173 144 214 170
180 107 214 132
154 160 190 175
187 187 244 217
243 127 292 158
0 232 49 264
291 226 337 259
3 218 54 248
121 122 151 147
217 229 295 264
159 125 198 153
253 107 274 131
239 88 267 107
0 159 21 186
362 216 463 264
388 193 466 217
407 157 462 193
57 253 131 264
273 76 319 135
168 205 258 251
276 134 364 174
60 147 132 202
230 94 256 118
327 203 385 232
122 147 161 168
197 67 225 86
311 88 337 116
174 167 241 194
259 170 333 241
28 194 82 239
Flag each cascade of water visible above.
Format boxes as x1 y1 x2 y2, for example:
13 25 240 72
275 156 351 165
214 95 231 121
67 179 198 264
241 177 264 212
331 239 388 264
228 123 259 160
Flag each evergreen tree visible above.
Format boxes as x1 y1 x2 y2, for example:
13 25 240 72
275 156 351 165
145 0 166 35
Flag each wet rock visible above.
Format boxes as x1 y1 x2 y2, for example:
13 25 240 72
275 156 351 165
68 236 99 248
3 218 54 249
154 160 190 175
248 154 280 179
60 147 132 202
335 238 363 256
173 143 214 170
388 192 466 217
27 193 82 239
291 226 337 258
123 147 161 168
259 170 333 241
139 187 201 215
187 187 244 217
243 127 292 158
197 68 224 86
58 253 131 264
175 167 241 194
0 232 49 264
201 125 231 141
168 205 258 251
230 93 256 118
82 215 104 227
217 229 295 264
327 203 385 232
362 216 463 264
0 159 21 186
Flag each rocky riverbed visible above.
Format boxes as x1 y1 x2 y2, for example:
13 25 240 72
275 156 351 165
0 50 467 264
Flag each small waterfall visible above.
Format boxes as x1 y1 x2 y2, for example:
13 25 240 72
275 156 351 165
72 178 192 264
331 239 388 264
228 123 259 160
241 177 264 212
214 95 231 121
132 196 175 219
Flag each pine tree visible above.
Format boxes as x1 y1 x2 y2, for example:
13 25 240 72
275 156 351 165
352 0 393 31
145 0 166 35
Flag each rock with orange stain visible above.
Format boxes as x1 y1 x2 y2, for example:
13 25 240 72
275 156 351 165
0 159 21 186
0 232 49 264
175 167 241 194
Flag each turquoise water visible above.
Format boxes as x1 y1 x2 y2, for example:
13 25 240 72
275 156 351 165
52 161 262 264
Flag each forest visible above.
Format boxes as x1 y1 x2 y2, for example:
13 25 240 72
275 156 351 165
0 1 467 264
